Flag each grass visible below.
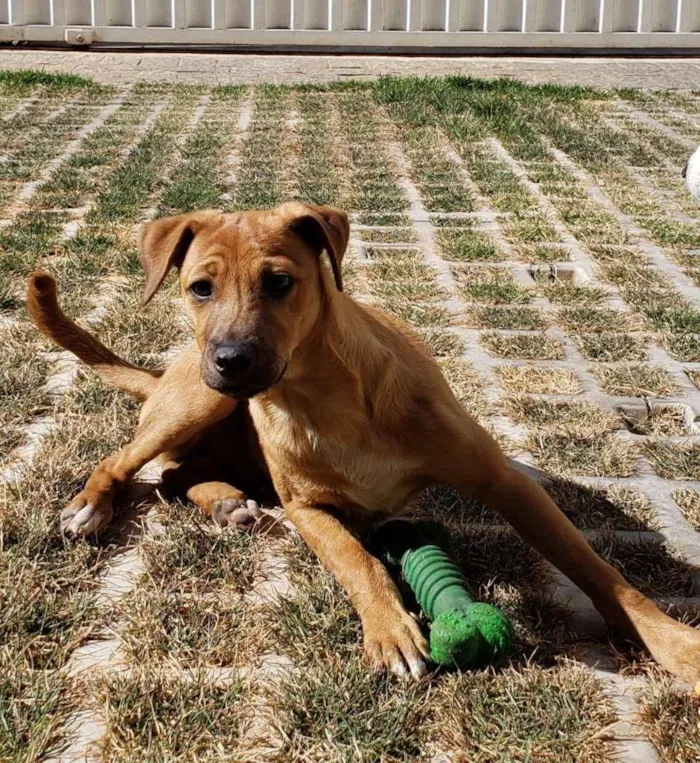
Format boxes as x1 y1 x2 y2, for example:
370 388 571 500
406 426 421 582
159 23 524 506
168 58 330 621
0 326 51 458
516 243 573 263
503 396 618 436
481 331 565 359
0 69 102 92
592 535 693 598
594 365 678 398
558 306 633 333
455 266 531 304
119 583 255 668
576 332 648 362
545 480 656 531
496 365 582 394
438 357 488 419
2 73 700 760
639 679 700 763
674 489 700 531
0 664 76 762
644 441 700 481
96 669 246 762
269 655 426 761
528 431 638 477
430 663 614 763
138 505 260 595
619 404 692 436
436 227 500 261
468 304 547 330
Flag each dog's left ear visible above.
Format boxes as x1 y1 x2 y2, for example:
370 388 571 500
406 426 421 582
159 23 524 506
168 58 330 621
138 211 220 304
284 203 349 292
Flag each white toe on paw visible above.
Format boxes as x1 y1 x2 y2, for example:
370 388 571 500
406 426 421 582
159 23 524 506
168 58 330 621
62 504 97 538
406 654 427 679
389 655 408 677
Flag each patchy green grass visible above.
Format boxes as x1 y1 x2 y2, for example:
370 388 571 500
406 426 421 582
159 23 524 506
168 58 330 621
0 664 75 762
430 664 614 763
269 655 427 762
3 74 700 761
437 227 500 261
96 669 246 762
576 332 648 362
455 266 531 304
468 304 547 330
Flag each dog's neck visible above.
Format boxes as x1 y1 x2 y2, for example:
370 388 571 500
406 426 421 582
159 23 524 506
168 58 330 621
256 289 391 418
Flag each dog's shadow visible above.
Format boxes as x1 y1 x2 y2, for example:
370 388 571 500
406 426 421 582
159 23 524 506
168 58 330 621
108 461 697 676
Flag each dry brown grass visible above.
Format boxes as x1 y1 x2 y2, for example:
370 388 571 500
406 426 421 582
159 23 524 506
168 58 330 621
619 404 693 436
495 365 582 395
674 489 700 531
503 395 619 436
480 332 565 360
528 430 638 477
545 480 657 531
592 534 693 598
594 365 678 398
95 668 247 762
644 441 700 481
639 678 700 763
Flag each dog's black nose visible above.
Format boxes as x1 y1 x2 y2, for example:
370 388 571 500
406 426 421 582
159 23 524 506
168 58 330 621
212 343 254 376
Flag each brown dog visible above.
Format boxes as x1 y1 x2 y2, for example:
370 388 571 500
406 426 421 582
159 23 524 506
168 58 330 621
27 202 700 681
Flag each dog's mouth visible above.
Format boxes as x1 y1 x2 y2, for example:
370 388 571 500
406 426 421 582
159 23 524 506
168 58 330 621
201 360 287 400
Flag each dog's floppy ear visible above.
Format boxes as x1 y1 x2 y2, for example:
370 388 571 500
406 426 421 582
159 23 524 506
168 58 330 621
138 211 219 305
283 203 349 292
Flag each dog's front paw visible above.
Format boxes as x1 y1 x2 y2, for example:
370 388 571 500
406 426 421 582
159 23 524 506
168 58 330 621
61 493 114 539
212 498 262 530
363 605 430 680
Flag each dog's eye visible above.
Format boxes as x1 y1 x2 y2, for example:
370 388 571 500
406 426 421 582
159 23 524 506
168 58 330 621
189 280 213 300
263 273 294 299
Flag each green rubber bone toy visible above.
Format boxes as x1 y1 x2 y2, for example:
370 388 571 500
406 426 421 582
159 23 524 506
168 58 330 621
375 519 514 670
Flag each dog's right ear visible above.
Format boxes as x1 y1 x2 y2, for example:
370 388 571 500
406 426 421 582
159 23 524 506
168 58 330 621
138 211 218 305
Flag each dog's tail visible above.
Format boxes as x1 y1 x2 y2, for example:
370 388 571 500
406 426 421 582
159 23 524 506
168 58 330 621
27 271 163 401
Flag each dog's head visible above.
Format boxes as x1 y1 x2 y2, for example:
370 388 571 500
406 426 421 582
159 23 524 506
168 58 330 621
138 202 349 398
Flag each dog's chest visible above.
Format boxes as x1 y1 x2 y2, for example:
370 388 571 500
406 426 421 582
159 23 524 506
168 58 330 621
251 402 419 510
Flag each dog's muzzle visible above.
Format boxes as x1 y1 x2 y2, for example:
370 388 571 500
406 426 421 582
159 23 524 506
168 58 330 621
201 339 286 399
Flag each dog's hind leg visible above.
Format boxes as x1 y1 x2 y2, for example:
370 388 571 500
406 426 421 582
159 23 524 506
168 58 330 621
161 457 263 530
430 414 700 685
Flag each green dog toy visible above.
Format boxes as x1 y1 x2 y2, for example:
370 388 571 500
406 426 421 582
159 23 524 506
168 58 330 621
377 520 513 669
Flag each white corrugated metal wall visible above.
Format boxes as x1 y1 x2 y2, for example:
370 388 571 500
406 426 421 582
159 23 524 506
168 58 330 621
0 1 699 48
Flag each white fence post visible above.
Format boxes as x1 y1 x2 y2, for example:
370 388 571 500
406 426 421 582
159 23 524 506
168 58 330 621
679 0 700 32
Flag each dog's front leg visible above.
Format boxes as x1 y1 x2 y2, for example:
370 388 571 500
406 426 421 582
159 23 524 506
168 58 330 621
285 502 430 678
61 379 236 539
432 421 700 684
